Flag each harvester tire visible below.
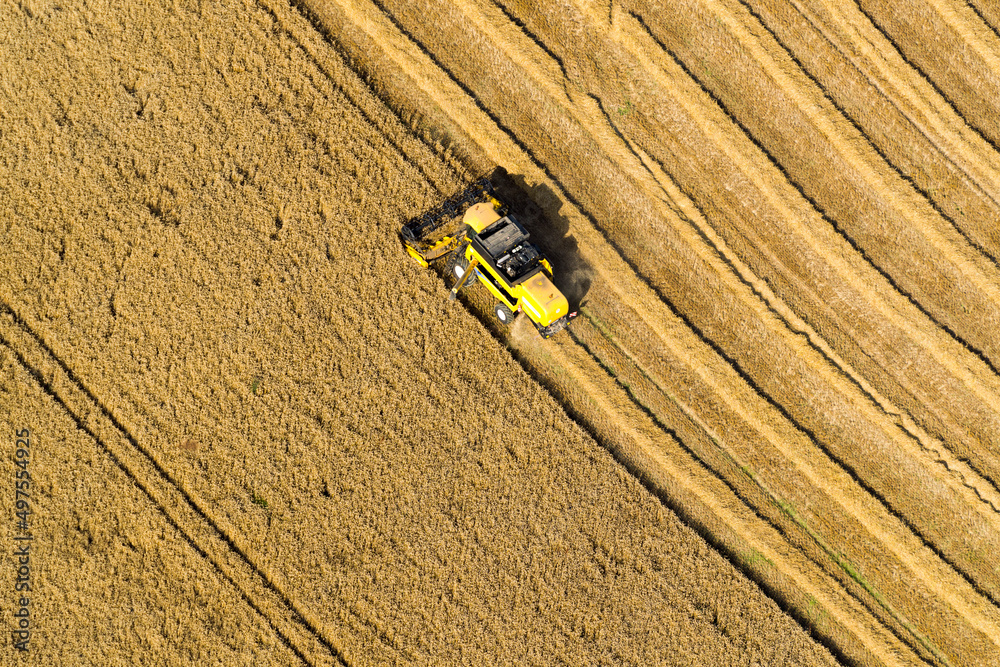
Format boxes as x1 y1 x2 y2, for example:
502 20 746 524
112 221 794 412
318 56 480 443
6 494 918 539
448 251 469 283
494 303 515 324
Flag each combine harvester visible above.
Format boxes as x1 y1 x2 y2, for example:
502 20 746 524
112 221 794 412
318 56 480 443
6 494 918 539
401 174 576 338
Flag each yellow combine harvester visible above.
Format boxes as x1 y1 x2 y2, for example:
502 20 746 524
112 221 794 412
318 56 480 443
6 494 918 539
400 175 577 338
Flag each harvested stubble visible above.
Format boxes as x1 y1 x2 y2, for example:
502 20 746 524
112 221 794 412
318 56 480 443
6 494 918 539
623 0 1000 468
628 0 1000 373
316 0 1000 664
738 0 1000 265
0 0 840 664
969 1 1000 35
854 0 1000 149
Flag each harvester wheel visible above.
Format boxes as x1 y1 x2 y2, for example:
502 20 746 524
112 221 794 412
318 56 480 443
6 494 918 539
494 302 515 324
448 251 469 283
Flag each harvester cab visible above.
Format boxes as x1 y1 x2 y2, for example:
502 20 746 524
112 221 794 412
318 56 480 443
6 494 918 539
400 176 577 338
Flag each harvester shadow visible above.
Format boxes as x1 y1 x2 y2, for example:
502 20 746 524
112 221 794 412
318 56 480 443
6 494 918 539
487 167 592 310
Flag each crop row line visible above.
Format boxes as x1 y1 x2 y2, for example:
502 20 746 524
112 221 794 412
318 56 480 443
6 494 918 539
965 0 1000 38
575 307 954 666
784 0 1000 196
627 7 1000 390
734 0 1000 269
629 13 1000 506
0 298 349 667
847 0 1000 155
629 6 1000 412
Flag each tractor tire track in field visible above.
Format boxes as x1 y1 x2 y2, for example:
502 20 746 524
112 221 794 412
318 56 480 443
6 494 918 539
314 0 1000 664
0 298 349 667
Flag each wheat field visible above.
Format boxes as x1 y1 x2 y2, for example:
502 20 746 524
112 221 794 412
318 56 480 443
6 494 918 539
2 0 999 665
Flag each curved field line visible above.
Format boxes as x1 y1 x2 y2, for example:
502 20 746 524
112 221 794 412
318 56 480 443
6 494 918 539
484 0 571 81
618 11 1000 500
561 316 934 666
442 0 570 106
682 0 1000 306
0 299 348 667
806 0 1000 157
623 6 998 428
619 3 997 474
701 0 1000 290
